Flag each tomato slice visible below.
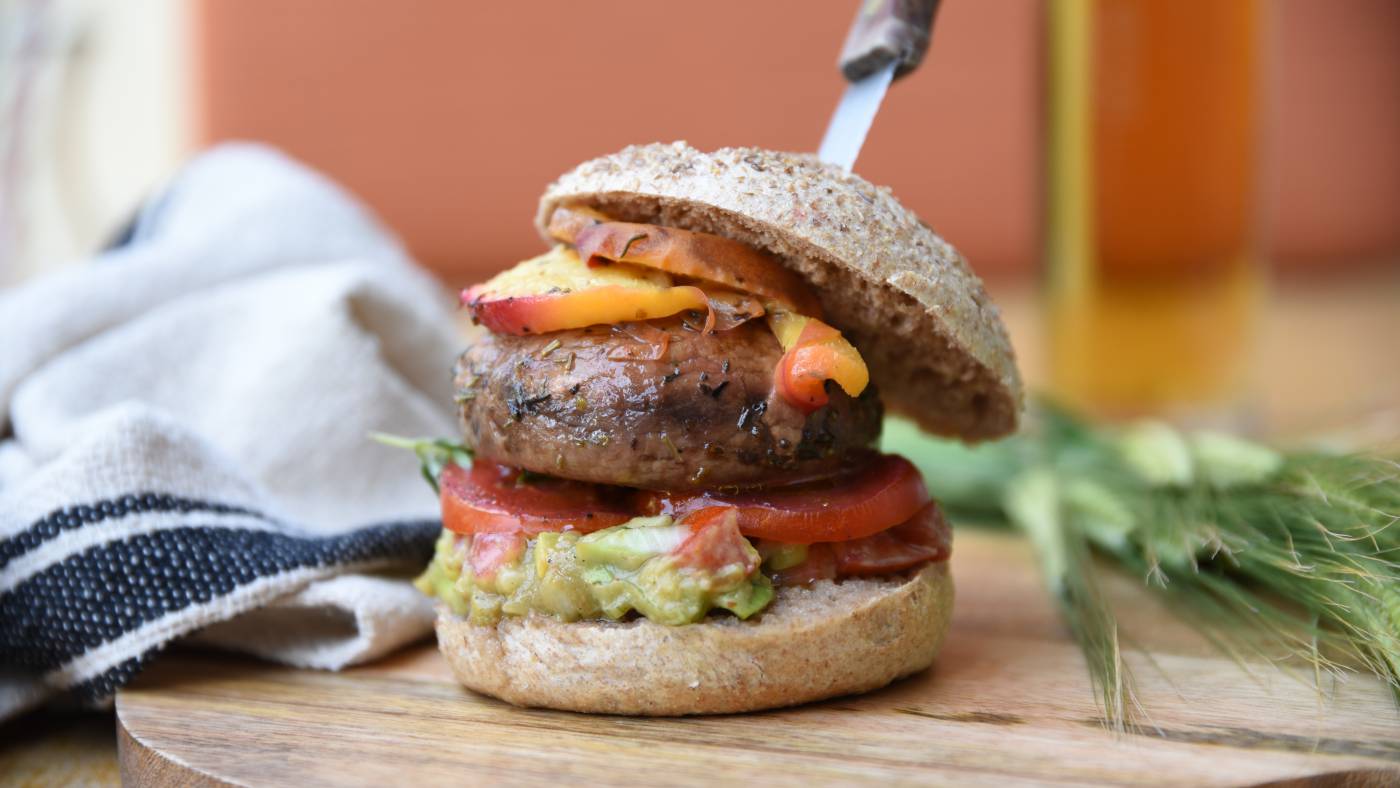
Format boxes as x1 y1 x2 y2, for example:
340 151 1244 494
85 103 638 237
469 532 527 581
440 461 633 536
648 453 929 543
441 453 936 550
830 502 951 576
769 543 839 585
766 501 951 585
671 508 758 574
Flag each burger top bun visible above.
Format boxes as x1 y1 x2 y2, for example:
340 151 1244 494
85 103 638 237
537 142 1022 441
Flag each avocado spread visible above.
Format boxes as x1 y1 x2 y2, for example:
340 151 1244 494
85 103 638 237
416 516 776 625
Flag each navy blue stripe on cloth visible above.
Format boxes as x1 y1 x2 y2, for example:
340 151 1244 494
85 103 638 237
0 493 277 572
0 517 438 681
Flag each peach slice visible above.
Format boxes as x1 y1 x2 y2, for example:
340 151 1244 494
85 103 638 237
769 311 870 413
464 245 762 335
547 207 824 317
468 285 714 335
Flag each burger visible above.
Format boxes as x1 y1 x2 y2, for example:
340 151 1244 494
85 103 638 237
411 142 1021 714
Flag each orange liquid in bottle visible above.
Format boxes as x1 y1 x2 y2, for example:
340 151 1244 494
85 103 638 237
1048 0 1263 419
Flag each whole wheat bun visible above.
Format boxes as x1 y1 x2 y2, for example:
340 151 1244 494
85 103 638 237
436 562 952 715
537 142 1022 441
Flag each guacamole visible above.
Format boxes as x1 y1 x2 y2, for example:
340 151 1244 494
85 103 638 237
416 516 775 626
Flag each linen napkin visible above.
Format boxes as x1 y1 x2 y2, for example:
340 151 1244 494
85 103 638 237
0 144 461 719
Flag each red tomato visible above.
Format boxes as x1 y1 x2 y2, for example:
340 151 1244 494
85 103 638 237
769 543 839 585
890 502 953 558
767 502 951 585
440 461 633 536
671 508 758 574
440 453 936 549
652 453 929 544
830 502 952 576
469 532 526 581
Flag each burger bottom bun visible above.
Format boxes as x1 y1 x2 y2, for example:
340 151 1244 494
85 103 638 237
435 562 953 715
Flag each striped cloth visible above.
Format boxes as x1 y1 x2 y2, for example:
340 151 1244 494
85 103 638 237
0 145 460 718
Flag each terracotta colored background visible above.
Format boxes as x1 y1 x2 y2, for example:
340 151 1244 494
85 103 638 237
195 0 1399 283
1271 0 1400 264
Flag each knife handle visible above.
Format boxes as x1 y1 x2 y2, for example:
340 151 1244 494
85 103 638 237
837 0 942 82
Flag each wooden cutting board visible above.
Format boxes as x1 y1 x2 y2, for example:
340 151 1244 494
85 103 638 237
116 530 1400 786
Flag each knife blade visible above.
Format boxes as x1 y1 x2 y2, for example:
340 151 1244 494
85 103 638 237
818 62 896 173
818 0 941 172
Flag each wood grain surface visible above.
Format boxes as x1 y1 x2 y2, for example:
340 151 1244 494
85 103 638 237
103 272 1400 786
116 529 1400 787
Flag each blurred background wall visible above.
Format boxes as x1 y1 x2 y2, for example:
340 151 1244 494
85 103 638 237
4 0 1398 285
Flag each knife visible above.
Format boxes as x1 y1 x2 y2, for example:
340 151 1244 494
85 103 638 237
818 0 942 172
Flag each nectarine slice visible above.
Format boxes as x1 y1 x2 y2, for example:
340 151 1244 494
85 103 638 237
463 246 762 335
548 207 823 317
769 312 869 413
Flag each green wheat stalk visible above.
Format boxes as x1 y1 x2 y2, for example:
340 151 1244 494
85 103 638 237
885 402 1400 729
